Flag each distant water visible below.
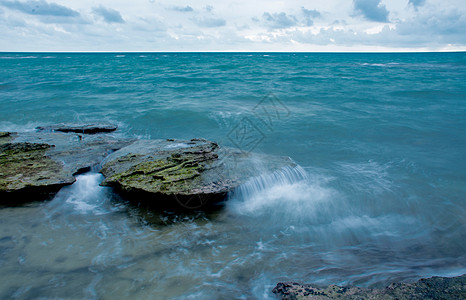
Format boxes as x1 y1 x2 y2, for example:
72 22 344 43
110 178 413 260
1 52 465 299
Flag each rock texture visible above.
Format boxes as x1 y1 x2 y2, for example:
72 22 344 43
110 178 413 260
1 125 296 208
100 138 296 209
36 123 117 134
0 127 133 205
272 274 466 300
0 138 75 204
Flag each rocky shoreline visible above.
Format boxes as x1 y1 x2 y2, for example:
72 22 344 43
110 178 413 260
0 123 295 209
272 274 466 299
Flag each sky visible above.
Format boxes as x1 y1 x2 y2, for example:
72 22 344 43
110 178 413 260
0 0 465 52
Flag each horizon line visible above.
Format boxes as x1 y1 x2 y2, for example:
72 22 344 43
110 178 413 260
1 50 465 54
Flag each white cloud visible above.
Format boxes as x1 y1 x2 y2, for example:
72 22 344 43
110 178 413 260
0 0 465 51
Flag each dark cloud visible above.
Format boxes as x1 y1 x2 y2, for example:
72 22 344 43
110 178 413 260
353 0 389 22
193 17 226 27
93 5 124 24
0 0 79 17
262 12 297 29
171 5 193 12
409 0 426 9
301 7 321 26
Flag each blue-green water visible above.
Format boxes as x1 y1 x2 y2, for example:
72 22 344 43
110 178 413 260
0 52 465 299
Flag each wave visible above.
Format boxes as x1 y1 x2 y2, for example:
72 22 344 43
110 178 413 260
228 165 341 224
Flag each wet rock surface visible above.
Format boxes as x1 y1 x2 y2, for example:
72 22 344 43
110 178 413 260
272 274 466 300
1 125 296 208
36 123 118 134
0 137 75 204
101 138 296 209
0 127 133 204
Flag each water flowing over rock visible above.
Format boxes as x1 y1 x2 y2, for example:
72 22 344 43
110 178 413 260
100 138 297 209
272 274 466 299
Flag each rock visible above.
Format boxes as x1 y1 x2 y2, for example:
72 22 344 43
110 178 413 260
0 141 75 204
1 127 296 208
36 123 118 134
100 138 296 209
272 274 466 300
13 131 135 176
0 132 11 139
0 130 134 205
0 131 13 145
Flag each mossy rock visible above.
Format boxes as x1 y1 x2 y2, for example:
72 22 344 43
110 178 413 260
0 142 75 204
0 132 13 145
101 138 296 209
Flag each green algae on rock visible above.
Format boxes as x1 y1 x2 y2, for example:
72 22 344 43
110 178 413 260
0 129 134 205
0 141 75 204
101 138 297 209
0 131 13 145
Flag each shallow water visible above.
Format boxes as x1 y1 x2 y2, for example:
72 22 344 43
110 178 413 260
1 52 465 299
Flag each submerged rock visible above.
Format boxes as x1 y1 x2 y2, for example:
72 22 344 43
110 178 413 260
36 123 118 134
272 274 466 300
100 138 296 209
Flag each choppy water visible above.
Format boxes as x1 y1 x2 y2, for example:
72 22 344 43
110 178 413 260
1 52 465 299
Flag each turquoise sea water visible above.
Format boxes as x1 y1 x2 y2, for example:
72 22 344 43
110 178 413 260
0 52 465 298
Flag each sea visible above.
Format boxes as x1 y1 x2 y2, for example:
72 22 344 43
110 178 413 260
0 52 465 299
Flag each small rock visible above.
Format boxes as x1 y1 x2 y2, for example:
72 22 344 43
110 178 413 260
36 123 118 134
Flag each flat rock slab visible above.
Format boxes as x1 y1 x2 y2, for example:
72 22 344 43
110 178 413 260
15 131 135 175
36 123 118 134
0 140 75 203
272 274 466 300
100 138 296 209
0 130 134 205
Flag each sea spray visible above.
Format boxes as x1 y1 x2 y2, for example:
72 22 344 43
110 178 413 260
228 165 341 225
46 173 115 217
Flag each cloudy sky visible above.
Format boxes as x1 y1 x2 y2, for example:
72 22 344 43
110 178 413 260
0 0 465 51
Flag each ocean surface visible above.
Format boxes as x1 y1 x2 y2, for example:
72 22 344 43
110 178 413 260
0 52 465 299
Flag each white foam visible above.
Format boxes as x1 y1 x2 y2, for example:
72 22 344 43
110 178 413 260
0 121 42 132
229 166 339 223
65 173 105 214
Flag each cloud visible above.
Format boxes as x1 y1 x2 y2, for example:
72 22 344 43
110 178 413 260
261 12 297 29
193 17 226 27
171 5 193 12
397 9 466 40
409 0 426 9
353 0 389 22
301 7 321 26
92 5 124 23
0 0 79 17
